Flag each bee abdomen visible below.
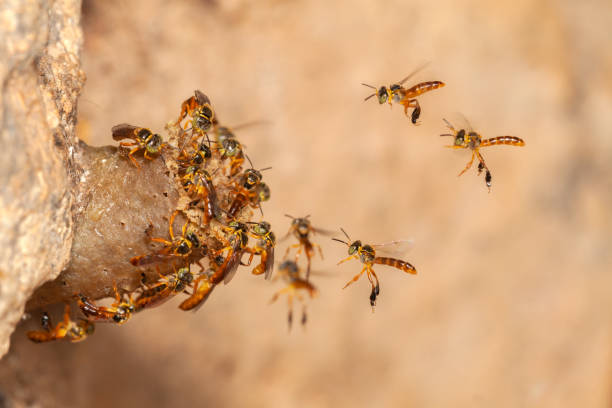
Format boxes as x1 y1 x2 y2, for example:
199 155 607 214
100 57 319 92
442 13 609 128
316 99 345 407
481 136 525 147
374 257 417 274
410 81 445 95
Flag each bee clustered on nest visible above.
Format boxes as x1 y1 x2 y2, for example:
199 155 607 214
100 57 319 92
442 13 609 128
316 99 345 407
27 90 275 342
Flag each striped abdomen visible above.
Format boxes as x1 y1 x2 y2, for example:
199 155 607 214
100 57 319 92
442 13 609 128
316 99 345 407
405 81 445 97
374 257 417 274
179 278 215 311
480 136 525 147
26 330 55 343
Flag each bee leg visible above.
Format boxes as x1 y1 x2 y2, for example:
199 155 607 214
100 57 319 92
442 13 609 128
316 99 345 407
110 282 122 307
370 269 380 295
457 151 476 177
306 256 312 281
242 248 256 267
144 149 154 161
269 285 291 304
474 151 492 192
127 147 141 169
172 210 184 242
62 303 72 326
293 245 304 263
287 293 294 331
177 101 190 124
150 237 173 247
301 306 308 327
314 243 324 260
337 254 358 266
342 266 366 289
402 99 422 125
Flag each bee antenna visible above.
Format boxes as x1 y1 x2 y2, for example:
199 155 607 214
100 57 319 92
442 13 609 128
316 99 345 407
284 214 295 219
361 83 377 90
259 166 272 172
340 227 351 242
332 237 348 246
258 202 264 216
440 134 454 137
364 93 377 102
245 154 254 169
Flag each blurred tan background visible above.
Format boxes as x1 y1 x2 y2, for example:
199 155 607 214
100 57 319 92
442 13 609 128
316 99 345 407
2 0 612 406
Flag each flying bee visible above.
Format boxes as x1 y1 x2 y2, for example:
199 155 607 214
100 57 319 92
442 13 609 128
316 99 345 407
227 167 271 219
244 221 276 280
27 304 95 343
112 124 166 168
130 210 202 266
270 260 318 329
135 265 194 311
76 283 136 324
283 214 333 280
182 166 221 224
177 90 215 134
362 64 445 124
332 228 416 309
440 118 525 192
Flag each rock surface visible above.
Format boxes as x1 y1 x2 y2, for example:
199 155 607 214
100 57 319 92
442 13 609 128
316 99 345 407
0 0 84 358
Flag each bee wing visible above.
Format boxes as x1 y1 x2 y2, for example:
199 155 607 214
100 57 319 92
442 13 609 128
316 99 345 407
278 227 294 243
194 90 211 106
111 124 139 141
397 62 430 86
264 246 275 280
223 249 243 285
456 112 476 134
311 226 337 236
372 239 414 258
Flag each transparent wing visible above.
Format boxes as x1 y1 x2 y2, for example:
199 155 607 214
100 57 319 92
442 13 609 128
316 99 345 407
397 62 430 85
311 226 338 236
372 239 414 258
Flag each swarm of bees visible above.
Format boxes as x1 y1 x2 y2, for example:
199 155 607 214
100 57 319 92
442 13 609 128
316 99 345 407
28 64 527 341
28 90 278 341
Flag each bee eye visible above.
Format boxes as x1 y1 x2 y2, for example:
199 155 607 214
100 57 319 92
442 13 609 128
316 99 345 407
377 87 388 104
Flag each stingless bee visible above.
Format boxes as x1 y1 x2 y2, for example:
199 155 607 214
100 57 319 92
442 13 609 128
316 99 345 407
270 260 318 329
362 64 445 124
112 124 166 168
244 221 276 280
130 210 202 266
283 214 331 280
227 167 271 219
332 228 416 309
76 283 136 324
182 166 221 224
135 265 195 311
27 305 95 343
440 118 525 192
177 90 215 134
